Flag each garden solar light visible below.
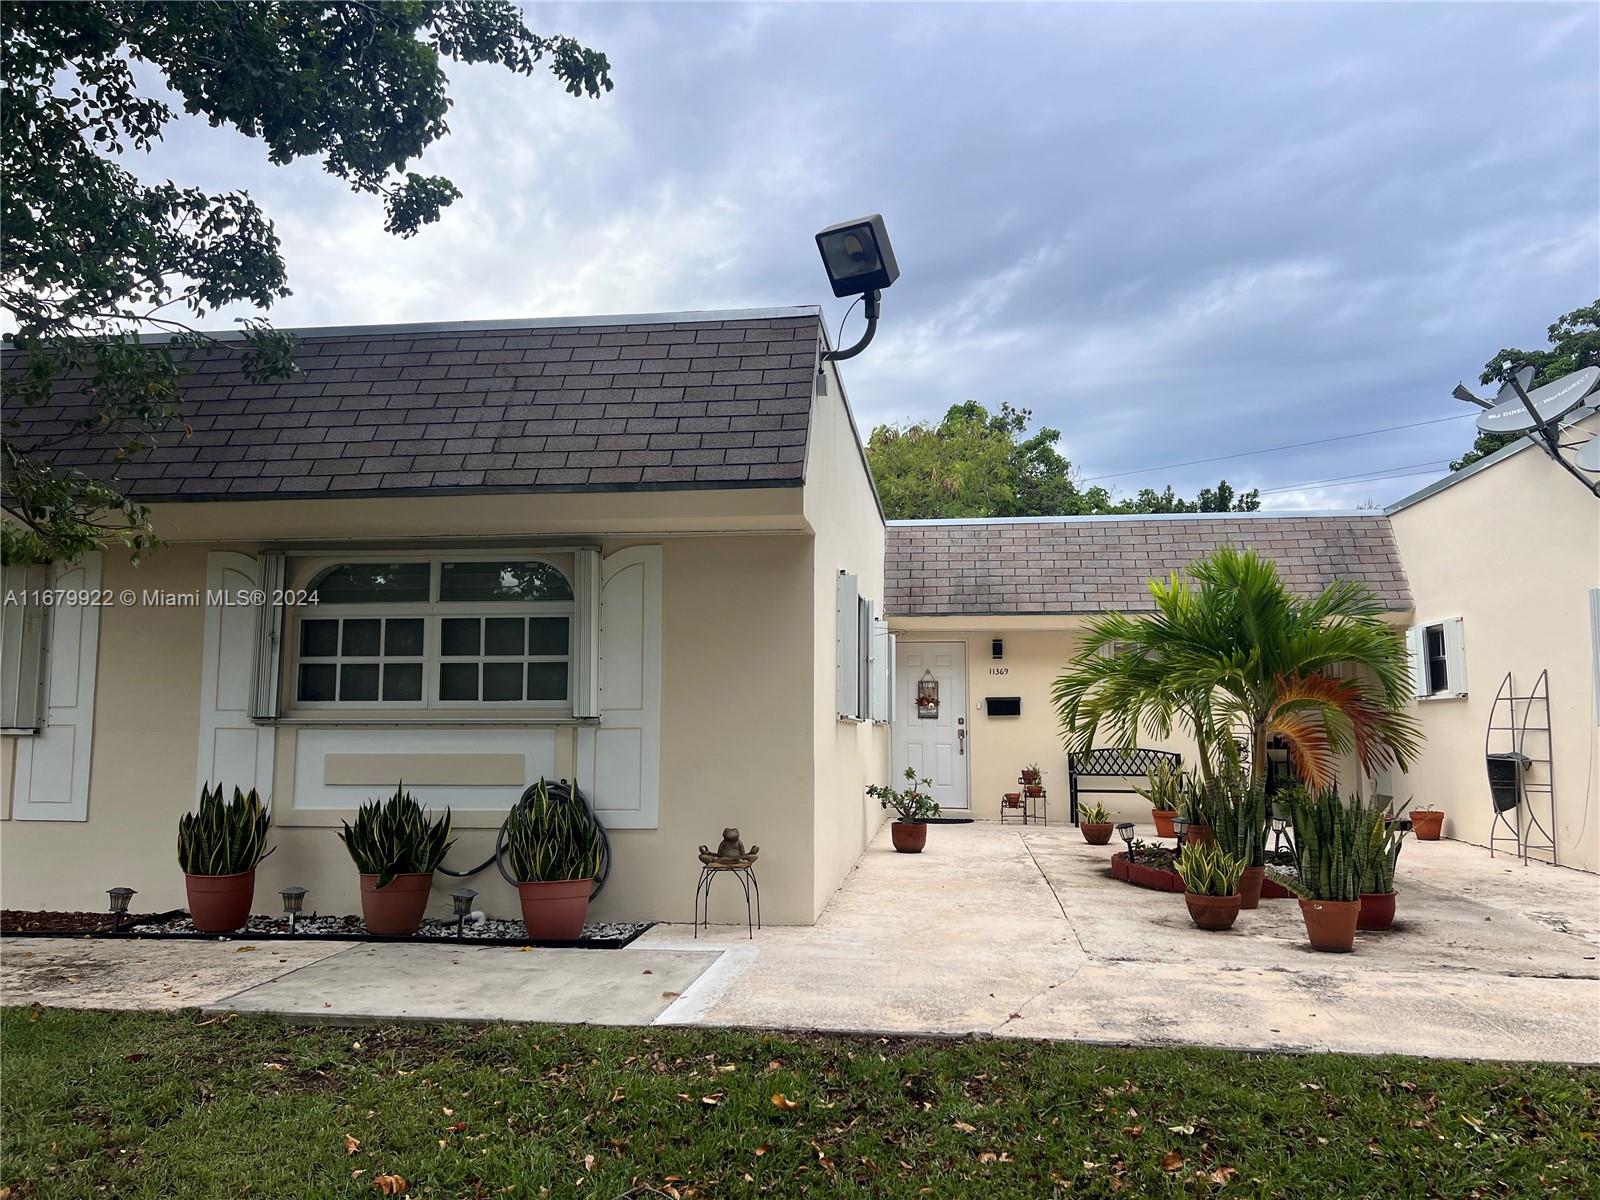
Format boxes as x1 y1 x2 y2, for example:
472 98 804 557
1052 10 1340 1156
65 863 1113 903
1172 816 1190 840
279 885 308 933
1116 822 1135 851
816 214 898 362
107 886 135 914
450 888 478 939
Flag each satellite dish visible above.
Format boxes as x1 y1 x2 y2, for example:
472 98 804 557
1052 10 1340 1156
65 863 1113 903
1476 365 1600 434
1577 435 1600 474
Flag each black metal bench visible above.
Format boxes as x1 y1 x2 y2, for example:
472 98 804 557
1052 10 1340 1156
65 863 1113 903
1067 747 1182 825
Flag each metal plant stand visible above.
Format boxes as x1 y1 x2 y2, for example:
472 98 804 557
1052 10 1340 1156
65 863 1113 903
1485 670 1558 865
693 862 761 939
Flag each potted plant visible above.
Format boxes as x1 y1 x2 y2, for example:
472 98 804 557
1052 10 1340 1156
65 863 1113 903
1409 803 1444 841
1270 789 1363 952
1078 800 1114 845
178 783 274 933
1020 764 1044 796
1178 780 1213 847
1175 843 1246 931
1135 760 1184 838
504 780 604 941
868 768 941 853
1355 803 1407 931
339 784 453 936
1202 773 1267 908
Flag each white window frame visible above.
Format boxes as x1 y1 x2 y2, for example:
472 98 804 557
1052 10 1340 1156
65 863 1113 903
287 552 578 715
1408 617 1466 701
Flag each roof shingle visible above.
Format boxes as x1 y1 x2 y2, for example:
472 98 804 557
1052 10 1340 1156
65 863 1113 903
1 310 821 500
886 516 1412 615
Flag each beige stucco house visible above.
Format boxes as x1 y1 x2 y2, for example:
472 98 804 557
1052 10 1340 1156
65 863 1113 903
3 308 1595 931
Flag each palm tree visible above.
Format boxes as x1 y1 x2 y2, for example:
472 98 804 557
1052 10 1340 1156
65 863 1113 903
1051 546 1422 791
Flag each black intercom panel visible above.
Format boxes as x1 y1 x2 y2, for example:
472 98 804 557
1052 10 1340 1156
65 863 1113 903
986 696 1022 717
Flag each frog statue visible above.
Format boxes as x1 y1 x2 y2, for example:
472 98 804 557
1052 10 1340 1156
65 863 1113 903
699 827 759 865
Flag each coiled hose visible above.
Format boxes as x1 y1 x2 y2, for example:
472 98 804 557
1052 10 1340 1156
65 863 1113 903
436 778 612 901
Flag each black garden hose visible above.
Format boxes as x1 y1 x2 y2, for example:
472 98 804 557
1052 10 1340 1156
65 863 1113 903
435 778 612 901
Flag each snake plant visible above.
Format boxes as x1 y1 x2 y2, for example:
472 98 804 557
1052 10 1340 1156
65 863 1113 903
1271 788 1363 902
1354 802 1407 894
1200 772 1267 868
177 783 274 876
338 784 453 887
1078 800 1110 824
505 779 604 883
1175 843 1246 896
1135 761 1188 812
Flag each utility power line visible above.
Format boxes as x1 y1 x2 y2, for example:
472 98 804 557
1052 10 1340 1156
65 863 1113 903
1081 413 1474 483
1256 460 1451 496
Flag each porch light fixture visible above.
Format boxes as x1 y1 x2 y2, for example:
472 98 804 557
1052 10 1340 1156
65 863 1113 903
450 888 478 940
279 885 308 934
1115 822 1135 852
816 213 899 363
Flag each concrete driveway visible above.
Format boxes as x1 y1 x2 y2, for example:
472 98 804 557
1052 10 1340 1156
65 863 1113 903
5 824 1597 1061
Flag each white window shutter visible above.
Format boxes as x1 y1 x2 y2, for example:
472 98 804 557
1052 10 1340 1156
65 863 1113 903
571 547 601 719
869 616 891 723
575 545 661 828
1404 625 1427 699
886 632 897 725
836 572 859 719
858 597 874 720
1442 617 1467 697
1 564 49 732
250 551 285 720
12 553 101 821
197 552 275 798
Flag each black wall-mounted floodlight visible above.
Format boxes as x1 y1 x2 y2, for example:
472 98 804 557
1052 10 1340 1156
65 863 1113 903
816 214 899 363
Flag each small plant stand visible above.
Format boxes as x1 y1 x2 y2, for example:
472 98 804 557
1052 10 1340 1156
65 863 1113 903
1485 670 1558 865
693 861 761 939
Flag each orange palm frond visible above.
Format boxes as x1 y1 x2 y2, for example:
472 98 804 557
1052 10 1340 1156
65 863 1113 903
1268 671 1409 788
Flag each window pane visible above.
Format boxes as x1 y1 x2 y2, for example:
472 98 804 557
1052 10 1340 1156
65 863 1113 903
441 618 481 657
300 619 338 658
483 662 525 702
527 617 569 656
440 560 573 602
298 662 336 702
440 662 478 701
340 663 379 702
382 663 422 702
526 661 569 701
309 562 431 604
1426 625 1446 658
484 617 525 656
384 618 424 656
342 619 381 657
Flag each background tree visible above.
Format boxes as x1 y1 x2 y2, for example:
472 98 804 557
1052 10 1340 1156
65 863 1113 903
865 402 1260 519
1 1 611 565
1451 299 1600 471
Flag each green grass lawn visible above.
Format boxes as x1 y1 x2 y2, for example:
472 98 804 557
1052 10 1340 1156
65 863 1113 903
2 1008 1595 1199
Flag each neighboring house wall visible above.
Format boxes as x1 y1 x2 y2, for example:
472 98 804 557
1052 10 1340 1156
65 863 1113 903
0 529 824 924
805 359 891 917
1387 413 1600 873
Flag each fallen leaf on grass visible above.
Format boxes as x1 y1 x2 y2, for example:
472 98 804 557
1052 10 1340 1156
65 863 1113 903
262 1062 285 1071
1161 1151 1183 1172
771 1093 798 1110
1208 1166 1238 1184
754 1145 770 1157
350 1169 366 1179
701 1093 724 1106
1121 1125 1143 1137
371 1173 406 1196
1167 1123 1196 1135
344 1133 361 1156
122 1052 146 1063
952 1120 977 1133
583 1154 595 1171
608 1088 625 1103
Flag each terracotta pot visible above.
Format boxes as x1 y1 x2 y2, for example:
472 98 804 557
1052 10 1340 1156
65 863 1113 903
1184 892 1241 931
1358 890 1397 931
1183 824 1214 848
516 878 593 941
1297 897 1360 952
1112 852 1186 893
185 870 256 933
1238 865 1266 910
891 820 928 853
1151 809 1179 838
1024 784 1044 797
1080 822 1114 845
359 872 433 936
1410 810 1444 840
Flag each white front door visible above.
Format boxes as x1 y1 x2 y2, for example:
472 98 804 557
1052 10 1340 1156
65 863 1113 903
892 641 968 812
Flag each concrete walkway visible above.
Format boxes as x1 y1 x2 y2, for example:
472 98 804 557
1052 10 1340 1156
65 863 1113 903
4 825 1597 1061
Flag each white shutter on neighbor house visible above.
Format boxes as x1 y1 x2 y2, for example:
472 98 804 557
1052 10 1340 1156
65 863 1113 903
11 553 102 821
858 596 875 720
574 545 661 829
1 564 49 732
868 614 891 724
1442 617 1467 697
196 552 275 798
836 572 860 719
1404 625 1428 699
570 547 602 720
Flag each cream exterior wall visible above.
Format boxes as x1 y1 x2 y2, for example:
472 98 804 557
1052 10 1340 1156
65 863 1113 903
0 510 831 924
804 360 891 916
1387 414 1600 873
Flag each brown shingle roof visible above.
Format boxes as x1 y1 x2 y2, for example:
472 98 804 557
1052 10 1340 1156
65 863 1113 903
886 516 1412 616
1 309 821 500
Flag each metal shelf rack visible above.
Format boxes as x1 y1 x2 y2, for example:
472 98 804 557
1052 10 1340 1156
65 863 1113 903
1485 670 1558 865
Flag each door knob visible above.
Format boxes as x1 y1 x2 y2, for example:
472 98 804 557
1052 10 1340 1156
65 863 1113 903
958 727 965 755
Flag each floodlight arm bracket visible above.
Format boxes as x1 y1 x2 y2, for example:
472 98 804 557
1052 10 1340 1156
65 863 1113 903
822 290 880 363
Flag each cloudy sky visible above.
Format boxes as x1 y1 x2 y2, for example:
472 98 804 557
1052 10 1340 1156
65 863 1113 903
140 2 1597 508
